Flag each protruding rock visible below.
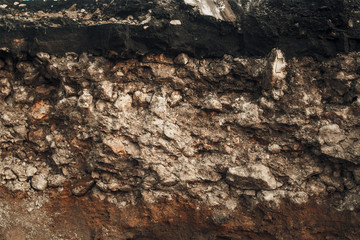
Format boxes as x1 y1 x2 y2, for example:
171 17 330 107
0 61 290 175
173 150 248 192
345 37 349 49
263 49 287 89
150 95 167 118
149 63 175 79
71 177 95 196
30 101 51 120
268 144 281 153
36 52 50 62
0 78 11 100
202 94 222 111
97 81 113 101
103 136 126 156
47 174 67 187
318 124 346 146
25 165 38 177
226 164 280 190
234 99 260 127
174 53 189 65
164 122 181 140
77 90 93 110
31 174 48 191
3 169 17 180
133 91 149 106
169 91 182 106
114 94 132 111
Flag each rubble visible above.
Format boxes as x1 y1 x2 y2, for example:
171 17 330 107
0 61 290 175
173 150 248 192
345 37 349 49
0 0 359 238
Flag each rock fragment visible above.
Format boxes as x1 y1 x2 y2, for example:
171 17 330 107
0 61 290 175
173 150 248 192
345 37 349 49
174 53 189 65
30 101 51 120
202 94 222 111
47 174 67 187
318 124 346 145
234 99 260 127
71 177 95 196
163 122 181 140
103 136 126 156
114 94 132 111
31 174 48 191
150 95 167 118
0 78 11 99
97 81 113 101
78 90 93 110
226 164 280 190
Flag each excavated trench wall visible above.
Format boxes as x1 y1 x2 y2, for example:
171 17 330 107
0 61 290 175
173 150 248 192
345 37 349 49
0 0 360 239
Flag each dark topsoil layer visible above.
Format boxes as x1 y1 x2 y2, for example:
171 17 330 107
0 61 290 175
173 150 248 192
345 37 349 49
0 0 359 59
0 0 360 58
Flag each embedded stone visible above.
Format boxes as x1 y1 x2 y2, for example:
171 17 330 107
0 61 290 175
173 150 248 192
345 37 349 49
0 78 11 99
103 136 126 156
31 174 48 191
318 124 346 146
31 101 51 120
71 178 95 196
114 94 132 111
78 90 93 109
47 174 67 187
226 164 280 190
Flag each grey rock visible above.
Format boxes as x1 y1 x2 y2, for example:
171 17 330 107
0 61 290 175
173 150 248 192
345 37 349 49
226 164 281 190
31 174 48 191
150 95 167 118
202 94 222 111
318 124 346 146
0 78 11 99
47 174 67 187
114 94 132 111
77 90 93 109
174 53 189 65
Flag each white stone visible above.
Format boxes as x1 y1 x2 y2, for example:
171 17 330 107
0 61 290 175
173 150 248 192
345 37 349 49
203 95 222 111
25 166 38 177
235 102 260 127
170 20 181 25
77 90 93 109
272 49 287 82
31 174 48 191
174 53 189 65
150 96 167 118
164 122 181 140
318 124 345 145
114 94 132 111
268 143 281 153
227 164 280 190
47 174 67 187
97 81 113 100
184 0 236 21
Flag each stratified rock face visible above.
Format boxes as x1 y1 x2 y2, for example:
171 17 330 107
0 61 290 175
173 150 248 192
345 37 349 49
0 0 360 239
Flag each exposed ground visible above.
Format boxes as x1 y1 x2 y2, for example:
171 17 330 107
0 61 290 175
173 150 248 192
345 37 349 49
0 0 360 239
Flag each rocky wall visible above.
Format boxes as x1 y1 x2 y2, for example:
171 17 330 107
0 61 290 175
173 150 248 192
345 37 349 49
0 0 360 239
